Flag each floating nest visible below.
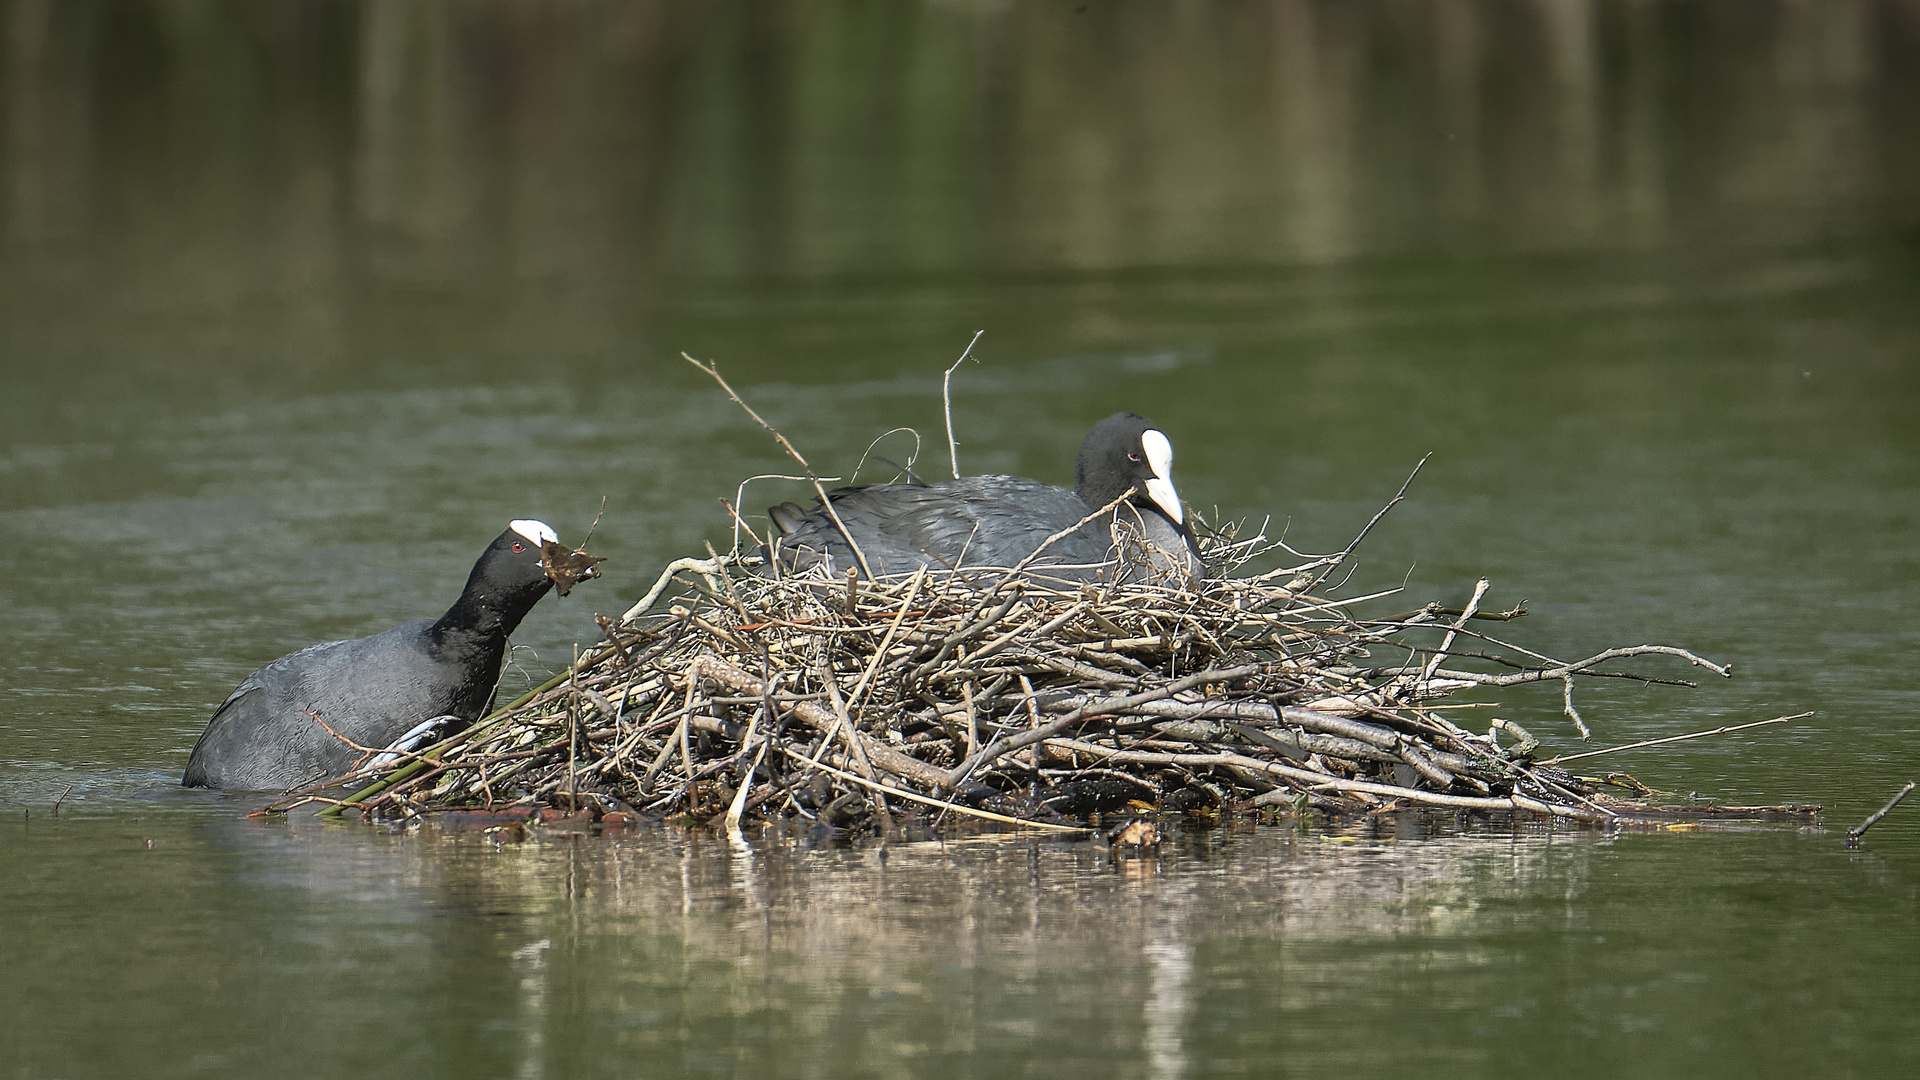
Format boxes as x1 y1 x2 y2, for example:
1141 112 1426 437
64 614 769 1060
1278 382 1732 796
281 471 1814 835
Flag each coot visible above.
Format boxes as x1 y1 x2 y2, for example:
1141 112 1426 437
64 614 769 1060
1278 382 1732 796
182 519 598 791
766 412 1203 584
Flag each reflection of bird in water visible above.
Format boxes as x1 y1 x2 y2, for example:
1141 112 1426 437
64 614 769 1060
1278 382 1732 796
182 520 598 791
765 412 1204 585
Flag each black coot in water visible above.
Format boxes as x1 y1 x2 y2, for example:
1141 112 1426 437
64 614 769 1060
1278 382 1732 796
766 412 1203 584
182 519 597 791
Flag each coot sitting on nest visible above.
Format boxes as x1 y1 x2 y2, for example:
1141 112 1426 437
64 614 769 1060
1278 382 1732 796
182 519 601 792
765 412 1203 585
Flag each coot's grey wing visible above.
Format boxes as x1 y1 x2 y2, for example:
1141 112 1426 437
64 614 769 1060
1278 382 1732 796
180 682 271 788
769 484 956 576
769 476 1115 580
881 477 1105 569
286 619 471 765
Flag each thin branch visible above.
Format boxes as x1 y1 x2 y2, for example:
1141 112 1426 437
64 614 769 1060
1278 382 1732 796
686 353 873 579
944 331 984 480
1847 781 1917 847
1540 713 1808 765
622 555 733 622
1303 454 1430 595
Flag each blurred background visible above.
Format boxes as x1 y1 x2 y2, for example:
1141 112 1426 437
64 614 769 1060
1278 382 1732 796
5 0 1915 396
3 3 1919 1077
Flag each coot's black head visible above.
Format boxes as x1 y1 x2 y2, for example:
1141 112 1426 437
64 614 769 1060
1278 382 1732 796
438 519 594 637
484 518 562 594
1073 412 1187 529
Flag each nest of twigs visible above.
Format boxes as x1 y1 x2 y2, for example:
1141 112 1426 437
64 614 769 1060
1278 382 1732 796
291 470 1805 835
275 357 1817 834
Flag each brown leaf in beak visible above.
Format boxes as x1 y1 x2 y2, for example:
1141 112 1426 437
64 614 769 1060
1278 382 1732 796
540 540 604 596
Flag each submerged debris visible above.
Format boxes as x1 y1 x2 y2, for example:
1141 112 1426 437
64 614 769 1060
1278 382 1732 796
278 468 1813 834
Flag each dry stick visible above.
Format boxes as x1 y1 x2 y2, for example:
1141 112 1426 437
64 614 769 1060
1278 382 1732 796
723 741 768 833
961 680 980 758
1364 645 1733 689
1377 599 1529 625
718 497 768 562
685 352 874 580
847 566 927 714
1538 713 1808 766
819 656 887 821
1049 742 1613 822
1301 454 1430 596
1846 781 1916 847
643 666 702 793
1421 577 1489 687
943 330 984 480
944 663 1266 789
696 656 953 790
1019 673 1043 773
52 782 74 816
1559 676 1592 741
783 751 1090 833
677 694 696 782
847 428 924 486
301 709 387 769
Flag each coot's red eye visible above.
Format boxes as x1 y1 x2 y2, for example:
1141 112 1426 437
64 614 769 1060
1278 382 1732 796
512 542 525 553
1128 452 1142 462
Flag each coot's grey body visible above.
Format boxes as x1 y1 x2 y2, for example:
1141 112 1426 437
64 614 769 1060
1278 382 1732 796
182 520 587 792
767 413 1203 585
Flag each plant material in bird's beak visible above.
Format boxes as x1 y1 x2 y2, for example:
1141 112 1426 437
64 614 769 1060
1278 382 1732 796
541 541 604 596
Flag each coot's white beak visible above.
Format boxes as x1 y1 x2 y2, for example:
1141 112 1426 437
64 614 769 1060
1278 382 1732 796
1140 429 1184 525
510 519 560 546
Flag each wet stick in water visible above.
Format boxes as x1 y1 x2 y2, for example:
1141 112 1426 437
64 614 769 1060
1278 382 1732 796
1846 781 1916 848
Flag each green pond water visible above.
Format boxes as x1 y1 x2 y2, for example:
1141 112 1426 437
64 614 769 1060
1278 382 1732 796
3 2 1918 1076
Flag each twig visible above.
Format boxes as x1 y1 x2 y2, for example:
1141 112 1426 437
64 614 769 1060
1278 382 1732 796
945 664 1264 788
783 750 1089 833
1561 675 1591 740
730 472 837 555
622 555 732 622
724 741 768 833
686 353 874 579
579 496 607 547
1303 454 1429 595
943 331 984 480
1539 713 1808 765
1421 577 1488 686
1846 781 1915 847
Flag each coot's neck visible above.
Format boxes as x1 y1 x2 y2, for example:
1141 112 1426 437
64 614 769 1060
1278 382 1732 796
429 572 552 652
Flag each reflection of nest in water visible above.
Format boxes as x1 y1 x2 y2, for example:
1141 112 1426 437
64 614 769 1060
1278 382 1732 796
287 472 1813 834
